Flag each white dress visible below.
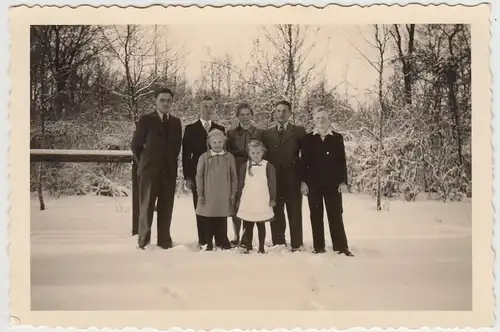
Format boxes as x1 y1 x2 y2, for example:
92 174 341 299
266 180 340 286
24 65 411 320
236 160 274 222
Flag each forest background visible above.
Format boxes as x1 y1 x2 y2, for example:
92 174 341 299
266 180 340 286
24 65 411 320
29 24 472 210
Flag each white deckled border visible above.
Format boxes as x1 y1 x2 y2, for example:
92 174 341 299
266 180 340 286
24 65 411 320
2 0 498 332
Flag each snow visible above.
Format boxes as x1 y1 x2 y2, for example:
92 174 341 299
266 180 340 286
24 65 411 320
30 194 472 311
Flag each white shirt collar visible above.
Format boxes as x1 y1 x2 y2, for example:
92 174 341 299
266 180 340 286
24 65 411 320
210 150 226 156
200 118 212 127
157 110 168 121
313 128 334 136
277 122 288 130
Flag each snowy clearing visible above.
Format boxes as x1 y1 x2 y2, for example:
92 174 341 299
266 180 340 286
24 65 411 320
30 194 471 311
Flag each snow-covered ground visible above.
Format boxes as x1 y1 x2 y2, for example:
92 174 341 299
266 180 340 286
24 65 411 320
30 193 472 311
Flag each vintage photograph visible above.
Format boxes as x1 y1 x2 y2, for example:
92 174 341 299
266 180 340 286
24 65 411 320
28 22 474 312
4 2 492 329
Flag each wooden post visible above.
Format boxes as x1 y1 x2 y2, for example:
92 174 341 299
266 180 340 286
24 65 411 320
132 161 139 236
30 149 137 235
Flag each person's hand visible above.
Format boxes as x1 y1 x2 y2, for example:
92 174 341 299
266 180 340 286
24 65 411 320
269 200 276 207
300 182 309 196
199 196 206 205
338 183 348 194
185 179 194 191
229 195 235 206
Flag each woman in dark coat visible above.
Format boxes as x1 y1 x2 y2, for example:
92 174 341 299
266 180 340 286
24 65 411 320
226 102 263 246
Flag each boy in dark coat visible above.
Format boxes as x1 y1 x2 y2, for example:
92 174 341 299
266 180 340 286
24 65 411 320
300 106 354 256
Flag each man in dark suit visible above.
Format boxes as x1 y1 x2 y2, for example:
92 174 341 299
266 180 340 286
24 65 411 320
131 87 182 250
262 100 306 251
182 95 228 248
300 106 354 256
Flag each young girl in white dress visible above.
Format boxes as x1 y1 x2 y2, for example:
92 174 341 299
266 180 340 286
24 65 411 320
235 140 277 254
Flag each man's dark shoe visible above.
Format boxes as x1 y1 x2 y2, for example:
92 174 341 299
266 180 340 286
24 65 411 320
157 243 173 250
313 248 326 254
339 249 354 257
137 245 146 250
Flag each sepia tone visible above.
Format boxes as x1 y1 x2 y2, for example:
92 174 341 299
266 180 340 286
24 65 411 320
9 3 493 330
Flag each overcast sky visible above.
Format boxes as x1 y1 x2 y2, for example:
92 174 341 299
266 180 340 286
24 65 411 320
123 25 397 106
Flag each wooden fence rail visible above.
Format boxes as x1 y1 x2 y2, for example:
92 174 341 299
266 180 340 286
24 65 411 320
30 149 140 236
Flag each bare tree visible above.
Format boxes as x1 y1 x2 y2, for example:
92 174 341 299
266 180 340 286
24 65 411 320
100 25 161 123
348 25 392 210
30 25 104 209
263 25 324 114
234 25 326 126
37 26 102 119
390 24 416 105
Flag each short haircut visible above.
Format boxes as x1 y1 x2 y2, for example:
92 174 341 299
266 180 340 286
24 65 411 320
236 102 254 117
154 87 174 99
247 139 266 176
275 100 292 110
312 106 329 116
207 128 227 144
247 139 267 153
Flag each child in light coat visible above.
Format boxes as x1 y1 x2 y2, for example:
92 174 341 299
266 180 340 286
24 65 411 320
196 129 237 251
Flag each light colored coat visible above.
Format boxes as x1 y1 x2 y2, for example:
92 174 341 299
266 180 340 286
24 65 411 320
195 151 238 217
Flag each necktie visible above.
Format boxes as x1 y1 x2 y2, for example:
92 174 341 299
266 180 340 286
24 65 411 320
203 121 210 133
278 125 285 140
162 115 169 137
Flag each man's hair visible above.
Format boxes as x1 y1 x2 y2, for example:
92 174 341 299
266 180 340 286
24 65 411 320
153 87 174 99
236 102 254 117
275 100 292 110
312 106 329 116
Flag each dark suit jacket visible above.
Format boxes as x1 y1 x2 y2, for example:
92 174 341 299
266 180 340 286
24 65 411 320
300 131 348 188
182 120 226 182
131 112 182 178
262 123 307 187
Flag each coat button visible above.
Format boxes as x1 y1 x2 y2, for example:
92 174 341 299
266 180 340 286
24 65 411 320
326 151 330 155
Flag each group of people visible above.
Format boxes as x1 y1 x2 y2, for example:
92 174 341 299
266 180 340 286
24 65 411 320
131 87 354 256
